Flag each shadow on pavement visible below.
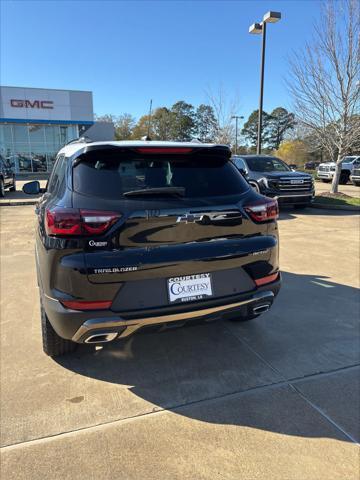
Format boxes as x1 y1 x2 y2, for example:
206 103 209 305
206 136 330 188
278 206 359 221
55 271 360 443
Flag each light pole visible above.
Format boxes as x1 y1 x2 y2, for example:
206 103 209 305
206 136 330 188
249 11 281 154
231 115 244 154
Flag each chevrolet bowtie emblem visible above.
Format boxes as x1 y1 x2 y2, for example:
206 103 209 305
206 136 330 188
176 213 204 224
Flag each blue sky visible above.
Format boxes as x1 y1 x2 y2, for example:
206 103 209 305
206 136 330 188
1 0 322 122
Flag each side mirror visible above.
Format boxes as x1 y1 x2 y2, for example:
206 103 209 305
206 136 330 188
23 181 41 195
239 168 248 178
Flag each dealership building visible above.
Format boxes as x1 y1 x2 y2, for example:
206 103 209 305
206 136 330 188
0 86 113 174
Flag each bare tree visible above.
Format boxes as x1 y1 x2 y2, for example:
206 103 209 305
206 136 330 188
115 113 136 140
205 85 240 146
94 113 118 124
288 0 360 193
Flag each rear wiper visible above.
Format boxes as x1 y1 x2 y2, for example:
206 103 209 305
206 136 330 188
123 187 186 198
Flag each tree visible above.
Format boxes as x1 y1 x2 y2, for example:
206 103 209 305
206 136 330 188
275 140 310 167
151 107 173 140
115 113 135 140
195 104 218 142
241 110 272 148
288 0 360 193
170 101 196 141
268 107 295 150
131 115 150 139
205 85 239 145
94 113 118 124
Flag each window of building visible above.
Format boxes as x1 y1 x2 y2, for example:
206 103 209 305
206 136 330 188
0 125 14 160
12 125 29 143
44 126 61 151
28 125 46 144
0 124 79 173
16 144 32 172
46 152 58 172
30 144 48 172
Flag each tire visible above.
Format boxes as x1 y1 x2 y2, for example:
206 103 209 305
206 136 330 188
0 178 4 197
321 179 331 183
351 180 360 187
9 176 16 192
339 172 350 185
41 302 77 357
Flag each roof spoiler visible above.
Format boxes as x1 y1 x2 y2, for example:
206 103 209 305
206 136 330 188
72 144 231 166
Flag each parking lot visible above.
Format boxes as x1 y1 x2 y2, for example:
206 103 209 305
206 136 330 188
1 205 359 479
315 181 359 196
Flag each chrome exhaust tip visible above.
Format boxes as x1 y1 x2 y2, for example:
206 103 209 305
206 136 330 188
253 304 271 315
84 332 118 344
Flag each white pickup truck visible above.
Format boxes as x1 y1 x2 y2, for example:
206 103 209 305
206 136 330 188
317 156 360 184
350 164 360 187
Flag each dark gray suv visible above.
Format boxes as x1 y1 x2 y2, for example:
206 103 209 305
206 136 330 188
233 155 314 208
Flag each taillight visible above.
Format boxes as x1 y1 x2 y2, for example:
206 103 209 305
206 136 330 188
135 147 193 154
81 210 119 235
60 300 112 310
45 208 120 237
244 198 279 222
46 209 82 236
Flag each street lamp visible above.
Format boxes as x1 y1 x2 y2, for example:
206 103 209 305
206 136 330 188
231 115 244 154
249 11 281 154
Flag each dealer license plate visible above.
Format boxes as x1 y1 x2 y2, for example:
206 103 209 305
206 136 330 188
167 273 213 303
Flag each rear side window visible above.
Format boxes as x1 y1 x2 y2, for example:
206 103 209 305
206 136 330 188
48 154 67 195
73 150 249 199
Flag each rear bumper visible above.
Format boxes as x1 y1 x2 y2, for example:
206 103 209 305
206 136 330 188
43 278 281 343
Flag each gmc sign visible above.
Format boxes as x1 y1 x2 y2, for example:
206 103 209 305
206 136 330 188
10 99 54 109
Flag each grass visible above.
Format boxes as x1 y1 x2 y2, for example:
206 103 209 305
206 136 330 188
313 194 360 207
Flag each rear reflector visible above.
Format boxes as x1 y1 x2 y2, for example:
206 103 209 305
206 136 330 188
60 300 112 311
254 273 279 286
135 147 193 154
245 198 279 222
45 208 121 237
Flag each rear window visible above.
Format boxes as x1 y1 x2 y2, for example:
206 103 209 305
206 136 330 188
73 150 249 199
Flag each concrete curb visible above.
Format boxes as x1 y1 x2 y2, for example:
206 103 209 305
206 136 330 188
311 203 360 212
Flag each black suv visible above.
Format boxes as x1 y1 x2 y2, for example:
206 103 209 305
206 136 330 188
232 155 314 208
23 141 281 357
0 154 16 197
